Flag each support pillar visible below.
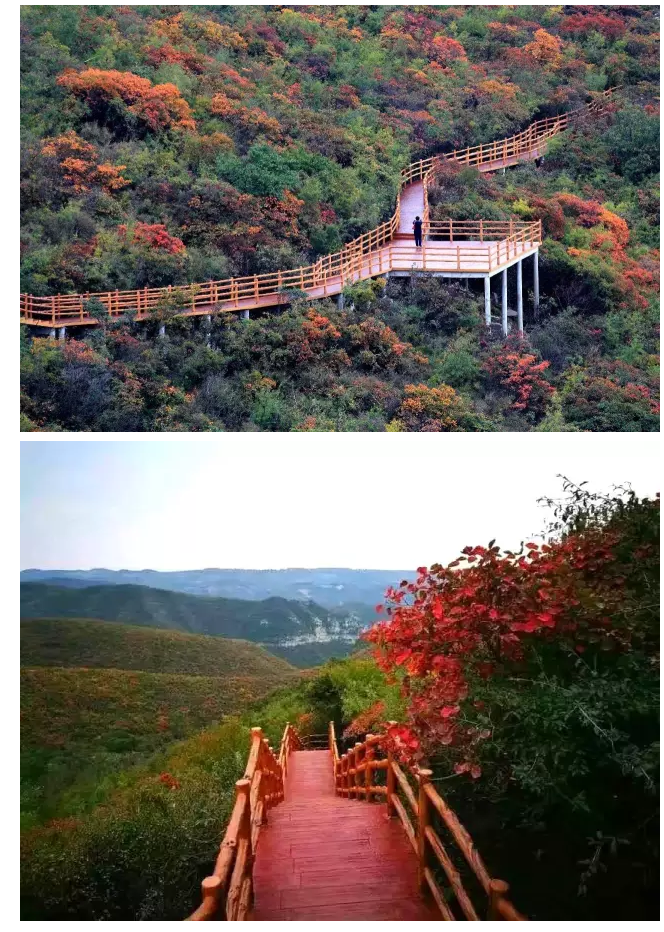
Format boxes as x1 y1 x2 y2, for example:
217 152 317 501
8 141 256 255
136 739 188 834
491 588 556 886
158 323 166 337
337 292 345 310
49 328 56 339
533 250 539 319
205 314 211 348
501 269 508 336
58 326 66 341
516 259 523 336
241 309 250 320
484 275 491 327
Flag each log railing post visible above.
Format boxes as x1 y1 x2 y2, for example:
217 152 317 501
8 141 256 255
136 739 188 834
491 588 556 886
353 743 362 799
417 769 433 893
365 735 375 802
386 722 396 818
488 879 511 920
226 778 252 920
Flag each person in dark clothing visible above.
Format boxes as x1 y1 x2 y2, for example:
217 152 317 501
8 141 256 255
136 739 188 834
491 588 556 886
413 216 423 248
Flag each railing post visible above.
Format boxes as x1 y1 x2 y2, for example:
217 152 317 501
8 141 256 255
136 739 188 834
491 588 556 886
386 723 396 818
479 219 483 242
353 743 362 800
417 768 433 893
516 259 523 336
365 735 375 802
488 879 511 920
226 779 252 921
449 218 453 242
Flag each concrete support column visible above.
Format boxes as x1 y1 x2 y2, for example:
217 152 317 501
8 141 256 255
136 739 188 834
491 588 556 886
484 276 491 327
337 292 345 310
49 328 56 339
241 309 250 320
516 259 523 336
533 250 540 318
158 323 166 337
58 326 66 341
205 314 212 348
501 269 508 336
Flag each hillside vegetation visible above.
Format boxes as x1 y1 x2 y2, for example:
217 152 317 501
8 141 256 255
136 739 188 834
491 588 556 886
20 618 299 828
21 616 298 676
20 6 659 432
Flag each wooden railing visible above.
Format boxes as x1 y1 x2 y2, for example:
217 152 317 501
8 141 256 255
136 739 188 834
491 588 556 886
186 722 302 922
329 724 526 922
20 89 619 328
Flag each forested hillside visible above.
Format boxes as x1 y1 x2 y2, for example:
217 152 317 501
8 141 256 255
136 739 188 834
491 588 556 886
20 6 659 431
20 619 299 830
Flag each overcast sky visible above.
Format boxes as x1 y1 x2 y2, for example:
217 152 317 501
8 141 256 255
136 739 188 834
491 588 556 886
21 436 659 572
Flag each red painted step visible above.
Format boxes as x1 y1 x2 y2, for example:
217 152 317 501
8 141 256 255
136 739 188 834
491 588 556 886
251 750 438 921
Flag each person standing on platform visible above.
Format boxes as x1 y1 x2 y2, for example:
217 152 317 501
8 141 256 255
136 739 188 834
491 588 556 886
413 215 423 248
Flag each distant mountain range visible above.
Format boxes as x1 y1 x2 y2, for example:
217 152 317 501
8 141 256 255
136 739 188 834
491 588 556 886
20 567 411 608
20 580 388 666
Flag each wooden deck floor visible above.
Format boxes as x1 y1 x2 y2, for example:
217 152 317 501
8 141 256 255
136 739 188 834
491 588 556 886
252 750 438 921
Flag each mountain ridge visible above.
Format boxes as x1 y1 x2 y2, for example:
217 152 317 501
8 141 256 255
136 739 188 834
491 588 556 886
20 582 381 664
20 567 409 609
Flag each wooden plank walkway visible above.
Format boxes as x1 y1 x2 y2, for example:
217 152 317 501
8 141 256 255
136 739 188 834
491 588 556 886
21 91 619 331
252 750 438 921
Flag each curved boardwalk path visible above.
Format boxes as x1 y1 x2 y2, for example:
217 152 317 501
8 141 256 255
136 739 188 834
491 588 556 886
21 89 619 335
251 750 438 921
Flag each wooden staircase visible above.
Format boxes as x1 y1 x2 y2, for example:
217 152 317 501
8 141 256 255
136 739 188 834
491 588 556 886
20 89 620 331
185 723 526 922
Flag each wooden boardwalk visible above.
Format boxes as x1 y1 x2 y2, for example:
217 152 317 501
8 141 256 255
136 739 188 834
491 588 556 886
20 89 619 332
251 750 438 921
186 725 525 921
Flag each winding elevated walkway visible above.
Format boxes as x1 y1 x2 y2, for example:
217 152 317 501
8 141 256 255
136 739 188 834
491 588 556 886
21 89 619 334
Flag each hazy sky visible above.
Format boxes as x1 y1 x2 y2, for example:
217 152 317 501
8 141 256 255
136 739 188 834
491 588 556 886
21 437 659 571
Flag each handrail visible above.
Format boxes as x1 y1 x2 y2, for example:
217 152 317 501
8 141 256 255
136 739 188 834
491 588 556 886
332 723 526 921
20 89 619 328
328 721 340 765
186 722 302 921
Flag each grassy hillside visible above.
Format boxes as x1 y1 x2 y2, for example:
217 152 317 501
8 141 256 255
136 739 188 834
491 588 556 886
20 617 297 677
20 618 300 827
21 663 298 827
20 582 362 650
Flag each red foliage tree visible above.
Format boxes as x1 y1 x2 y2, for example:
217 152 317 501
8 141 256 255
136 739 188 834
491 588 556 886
57 68 195 132
41 131 130 194
483 341 554 418
118 222 186 254
365 492 659 769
